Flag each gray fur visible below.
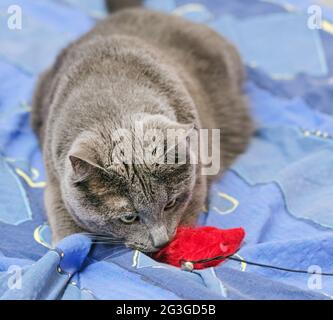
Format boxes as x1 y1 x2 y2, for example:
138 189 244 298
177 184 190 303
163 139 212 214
31 6 253 251
105 0 142 12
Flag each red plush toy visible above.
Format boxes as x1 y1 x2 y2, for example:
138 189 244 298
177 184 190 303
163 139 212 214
153 226 245 270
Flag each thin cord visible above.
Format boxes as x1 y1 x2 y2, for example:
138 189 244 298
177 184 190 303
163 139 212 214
185 254 333 276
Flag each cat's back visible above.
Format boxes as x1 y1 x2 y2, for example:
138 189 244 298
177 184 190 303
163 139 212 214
89 8 246 129
91 8 243 82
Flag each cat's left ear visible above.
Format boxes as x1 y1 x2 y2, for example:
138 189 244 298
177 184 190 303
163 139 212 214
139 114 197 164
139 114 195 133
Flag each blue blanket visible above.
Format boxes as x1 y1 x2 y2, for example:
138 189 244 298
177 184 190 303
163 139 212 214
1 0 333 300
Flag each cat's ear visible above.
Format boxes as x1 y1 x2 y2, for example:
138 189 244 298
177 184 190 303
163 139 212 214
142 115 197 166
69 154 101 177
164 124 197 165
68 137 105 180
139 114 194 132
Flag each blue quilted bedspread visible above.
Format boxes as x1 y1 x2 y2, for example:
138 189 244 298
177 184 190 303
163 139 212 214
1 0 333 300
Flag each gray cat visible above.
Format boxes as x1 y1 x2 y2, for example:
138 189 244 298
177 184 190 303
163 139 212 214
31 0 253 252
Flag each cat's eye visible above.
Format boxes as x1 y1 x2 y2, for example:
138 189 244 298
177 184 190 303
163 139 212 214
120 214 138 224
165 199 177 210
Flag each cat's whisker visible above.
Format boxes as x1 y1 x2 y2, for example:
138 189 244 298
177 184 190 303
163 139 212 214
89 240 125 245
79 232 111 237
88 236 124 242
91 238 124 243
86 235 120 240
79 232 123 242
102 250 132 261
80 232 116 237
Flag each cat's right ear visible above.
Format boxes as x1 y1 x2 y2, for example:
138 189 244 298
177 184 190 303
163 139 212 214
68 134 105 181
69 152 105 181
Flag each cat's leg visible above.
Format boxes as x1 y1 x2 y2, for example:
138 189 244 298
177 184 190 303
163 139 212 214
44 176 83 246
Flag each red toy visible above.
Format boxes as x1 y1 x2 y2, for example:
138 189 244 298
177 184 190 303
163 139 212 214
153 226 245 270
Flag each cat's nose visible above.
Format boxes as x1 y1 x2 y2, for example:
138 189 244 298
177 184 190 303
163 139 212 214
150 225 170 248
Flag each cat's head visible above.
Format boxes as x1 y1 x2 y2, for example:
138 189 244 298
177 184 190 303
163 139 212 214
62 114 201 252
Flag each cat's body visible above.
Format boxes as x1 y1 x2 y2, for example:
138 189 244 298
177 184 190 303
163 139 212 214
31 5 253 251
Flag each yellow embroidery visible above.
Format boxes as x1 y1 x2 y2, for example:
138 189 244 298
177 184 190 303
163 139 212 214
260 0 296 12
172 3 213 19
234 253 247 272
33 225 52 249
322 20 333 34
213 192 239 215
15 168 46 188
